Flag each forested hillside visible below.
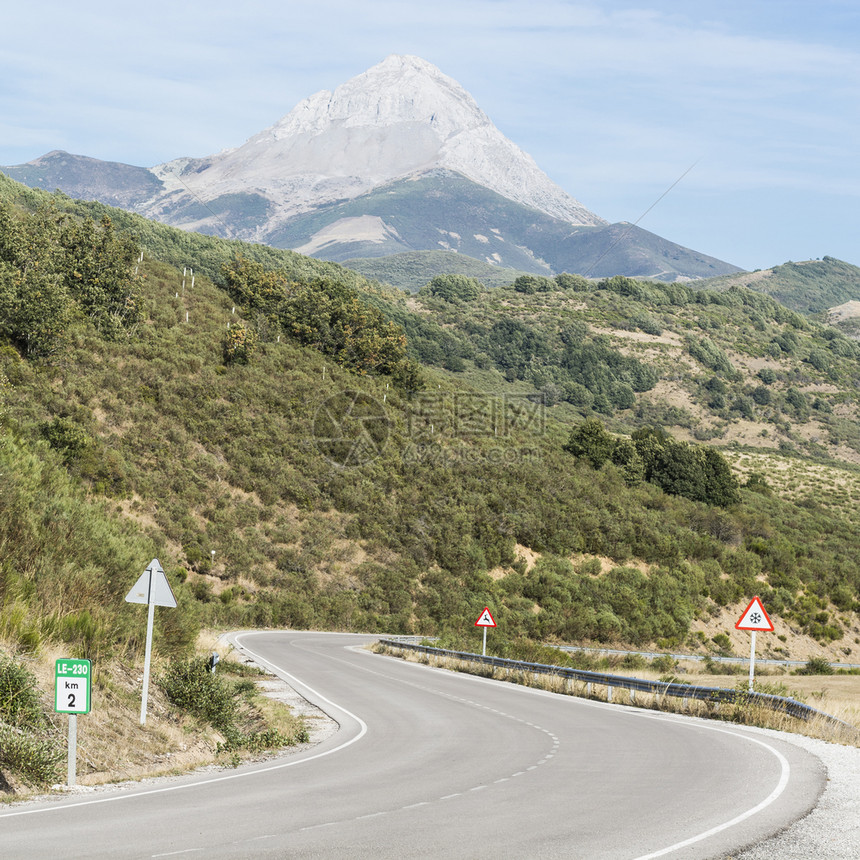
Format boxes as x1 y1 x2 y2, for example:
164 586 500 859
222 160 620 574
391 271 860 465
2 175 860 676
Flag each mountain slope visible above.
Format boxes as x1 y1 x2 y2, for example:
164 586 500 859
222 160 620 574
2 181 860 673
399 271 860 465
1 150 163 208
269 170 741 280
343 250 529 292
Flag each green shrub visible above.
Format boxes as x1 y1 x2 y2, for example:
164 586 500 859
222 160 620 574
216 659 264 677
703 657 742 675
159 657 239 731
567 422 739 506
216 725 309 755
0 653 47 728
0 654 61 785
221 257 421 387
555 272 590 291
650 654 677 673
222 322 258 365
711 633 732 654
40 416 92 462
797 657 834 675
0 722 63 785
634 314 662 336
564 418 614 468
159 656 307 755
686 336 734 374
425 274 481 302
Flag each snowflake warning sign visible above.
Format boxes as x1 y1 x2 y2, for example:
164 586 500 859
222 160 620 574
735 596 774 632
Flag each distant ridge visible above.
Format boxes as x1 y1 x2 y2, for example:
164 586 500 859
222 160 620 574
343 250 530 292
697 257 860 314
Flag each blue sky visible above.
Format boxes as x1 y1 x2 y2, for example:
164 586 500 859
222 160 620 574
2 0 858 272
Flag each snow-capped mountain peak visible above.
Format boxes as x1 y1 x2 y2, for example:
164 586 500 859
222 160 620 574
153 54 605 227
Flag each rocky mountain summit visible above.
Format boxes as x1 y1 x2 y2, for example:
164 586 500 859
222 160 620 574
152 54 605 232
1 55 740 280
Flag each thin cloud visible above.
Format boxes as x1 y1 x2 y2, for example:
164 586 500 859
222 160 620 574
1 0 857 268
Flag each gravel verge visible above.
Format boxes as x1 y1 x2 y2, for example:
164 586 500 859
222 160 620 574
726 728 860 859
234 652 339 747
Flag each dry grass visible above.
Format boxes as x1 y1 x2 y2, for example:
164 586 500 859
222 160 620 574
1 631 306 800
22 636 230 790
376 644 860 748
725 449 860 504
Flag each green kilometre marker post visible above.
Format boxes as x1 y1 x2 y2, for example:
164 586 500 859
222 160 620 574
55 658 91 787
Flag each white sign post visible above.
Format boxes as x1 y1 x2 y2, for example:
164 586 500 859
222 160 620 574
474 607 497 656
735 596 774 693
125 559 177 725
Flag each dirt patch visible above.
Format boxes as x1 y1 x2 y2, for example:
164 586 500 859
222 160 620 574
645 379 703 415
405 297 431 314
117 495 162 532
564 554 652 576
691 602 860 664
828 301 860 323
593 326 683 348
514 544 540 572
724 450 860 504
293 216 401 256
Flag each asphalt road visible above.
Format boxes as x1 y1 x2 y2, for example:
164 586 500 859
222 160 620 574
0 631 826 859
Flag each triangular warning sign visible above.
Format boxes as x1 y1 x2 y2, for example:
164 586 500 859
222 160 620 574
125 559 177 608
735 596 774 632
474 607 496 628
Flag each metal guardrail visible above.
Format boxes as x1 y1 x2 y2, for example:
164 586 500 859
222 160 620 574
384 636 860 670
378 639 852 728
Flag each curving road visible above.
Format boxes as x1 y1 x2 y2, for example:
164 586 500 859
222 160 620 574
0 631 825 859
